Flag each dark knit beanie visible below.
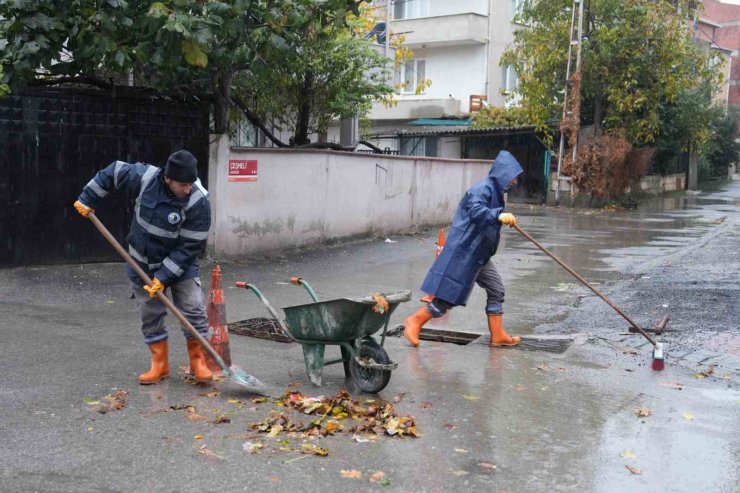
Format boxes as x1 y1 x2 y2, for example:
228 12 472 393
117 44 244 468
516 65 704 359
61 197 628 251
164 150 198 183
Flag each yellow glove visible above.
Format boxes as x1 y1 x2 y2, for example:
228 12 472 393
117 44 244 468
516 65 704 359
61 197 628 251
498 212 517 227
143 278 165 298
74 200 94 217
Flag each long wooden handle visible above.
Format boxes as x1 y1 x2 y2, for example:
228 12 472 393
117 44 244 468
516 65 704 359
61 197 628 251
87 212 229 369
513 223 656 346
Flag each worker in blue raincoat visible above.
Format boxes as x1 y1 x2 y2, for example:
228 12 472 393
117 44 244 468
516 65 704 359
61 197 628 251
404 150 523 348
73 150 213 384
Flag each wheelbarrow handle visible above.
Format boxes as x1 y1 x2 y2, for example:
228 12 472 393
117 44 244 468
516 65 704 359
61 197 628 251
289 276 320 302
234 281 293 337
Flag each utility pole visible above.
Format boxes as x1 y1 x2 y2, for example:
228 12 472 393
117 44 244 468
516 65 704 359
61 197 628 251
554 0 585 206
385 0 391 59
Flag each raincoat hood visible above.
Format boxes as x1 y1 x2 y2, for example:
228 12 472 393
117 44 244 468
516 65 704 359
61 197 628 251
488 150 523 193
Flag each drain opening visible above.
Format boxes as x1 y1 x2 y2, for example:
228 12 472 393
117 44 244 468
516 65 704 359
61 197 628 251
513 337 574 354
419 328 481 345
228 317 292 343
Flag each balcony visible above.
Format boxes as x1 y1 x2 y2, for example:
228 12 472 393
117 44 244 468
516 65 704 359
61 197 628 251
393 13 488 48
369 97 462 120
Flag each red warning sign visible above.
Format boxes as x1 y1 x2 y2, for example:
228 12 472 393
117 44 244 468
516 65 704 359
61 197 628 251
228 159 258 182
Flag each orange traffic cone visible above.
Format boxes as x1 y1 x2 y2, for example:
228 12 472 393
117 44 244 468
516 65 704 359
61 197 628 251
205 264 231 375
421 229 446 303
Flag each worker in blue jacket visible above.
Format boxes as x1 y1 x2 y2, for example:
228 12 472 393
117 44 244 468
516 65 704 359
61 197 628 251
74 150 213 384
404 150 524 348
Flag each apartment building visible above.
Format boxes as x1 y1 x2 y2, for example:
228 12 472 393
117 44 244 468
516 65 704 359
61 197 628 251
364 0 523 149
697 0 740 116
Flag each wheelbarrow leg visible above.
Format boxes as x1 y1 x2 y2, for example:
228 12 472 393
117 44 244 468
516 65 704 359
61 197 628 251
340 345 352 379
302 344 325 386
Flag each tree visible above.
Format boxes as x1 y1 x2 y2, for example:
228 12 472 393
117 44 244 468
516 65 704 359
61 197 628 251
705 114 740 177
502 0 721 146
0 0 393 145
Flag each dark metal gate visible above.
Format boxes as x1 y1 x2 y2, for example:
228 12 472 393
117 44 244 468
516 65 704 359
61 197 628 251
0 87 210 267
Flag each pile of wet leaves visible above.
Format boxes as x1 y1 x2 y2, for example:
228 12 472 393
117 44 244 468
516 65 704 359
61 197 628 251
249 389 418 442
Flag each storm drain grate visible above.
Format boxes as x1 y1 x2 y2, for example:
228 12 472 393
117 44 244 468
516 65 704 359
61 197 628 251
512 336 574 354
386 325 480 345
228 317 292 343
418 328 481 345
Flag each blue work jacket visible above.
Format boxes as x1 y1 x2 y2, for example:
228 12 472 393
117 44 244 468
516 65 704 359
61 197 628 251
78 161 211 286
420 151 523 306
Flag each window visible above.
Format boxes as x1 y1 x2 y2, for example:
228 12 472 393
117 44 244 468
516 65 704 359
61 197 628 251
230 117 258 147
394 59 426 94
511 0 524 20
394 0 430 20
400 136 438 157
502 64 521 107
501 65 518 95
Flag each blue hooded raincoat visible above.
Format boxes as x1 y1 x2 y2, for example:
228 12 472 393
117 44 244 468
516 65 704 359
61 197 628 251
420 151 523 306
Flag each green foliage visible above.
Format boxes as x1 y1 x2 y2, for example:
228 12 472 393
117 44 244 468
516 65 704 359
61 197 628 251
503 0 722 147
244 30 391 144
654 81 720 174
0 0 390 144
705 115 740 177
471 105 532 129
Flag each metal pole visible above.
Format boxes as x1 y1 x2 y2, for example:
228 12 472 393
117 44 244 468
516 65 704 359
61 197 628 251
554 1 578 206
567 0 585 207
385 0 391 58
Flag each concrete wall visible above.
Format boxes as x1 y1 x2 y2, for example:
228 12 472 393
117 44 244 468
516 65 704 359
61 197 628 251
626 173 686 194
208 135 491 258
548 172 687 203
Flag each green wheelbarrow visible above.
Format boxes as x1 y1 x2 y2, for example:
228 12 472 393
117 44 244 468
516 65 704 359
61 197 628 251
235 277 411 393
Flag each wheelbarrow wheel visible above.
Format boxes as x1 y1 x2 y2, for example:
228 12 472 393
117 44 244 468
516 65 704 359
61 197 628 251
350 339 392 394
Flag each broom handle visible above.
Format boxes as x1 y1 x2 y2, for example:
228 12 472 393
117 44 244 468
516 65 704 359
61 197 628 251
87 212 228 368
513 224 656 346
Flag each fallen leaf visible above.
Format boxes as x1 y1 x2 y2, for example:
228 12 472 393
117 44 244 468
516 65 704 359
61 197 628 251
445 423 456 430
213 415 231 424
516 385 527 392
268 424 283 437
227 399 243 404
625 465 642 475
194 434 204 440
198 447 225 460
478 462 497 470
300 444 329 456
252 397 269 404
393 393 407 403
379 479 392 487
462 395 480 401
620 450 637 459
682 412 695 420
84 397 100 405
452 470 469 476
454 448 468 453
369 471 386 483
659 382 684 390
635 408 651 418
87 426 94 432
340 470 362 479
419 401 433 409
242 441 264 454
188 414 207 421
96 390 128 414
695 365 716 379
536 364 549 371
203 391 220 397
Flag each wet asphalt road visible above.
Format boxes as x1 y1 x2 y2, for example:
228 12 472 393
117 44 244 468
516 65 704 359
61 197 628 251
1 181 738 492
